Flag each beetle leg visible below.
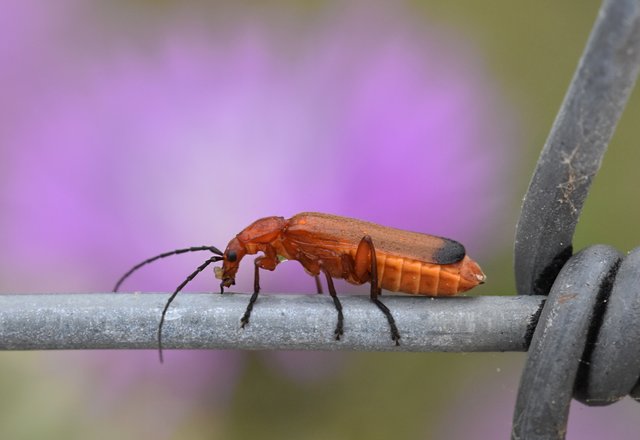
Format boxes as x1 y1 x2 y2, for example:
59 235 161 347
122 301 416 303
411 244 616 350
240 262 260 328
321 269 344 340
356 235 400 345
314 275 323 294
240 254 278 328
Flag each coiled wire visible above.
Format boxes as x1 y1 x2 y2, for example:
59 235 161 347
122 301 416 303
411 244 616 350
512 0 640 438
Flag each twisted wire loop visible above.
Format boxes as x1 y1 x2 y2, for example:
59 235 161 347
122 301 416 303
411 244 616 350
512 246 621 439
512 0 640 438
574 247 640 405
512 246 640 440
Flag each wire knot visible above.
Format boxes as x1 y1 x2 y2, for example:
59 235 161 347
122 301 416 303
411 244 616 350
513 245 640 438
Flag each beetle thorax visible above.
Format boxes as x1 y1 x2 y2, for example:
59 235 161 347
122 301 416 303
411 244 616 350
244 242 264 255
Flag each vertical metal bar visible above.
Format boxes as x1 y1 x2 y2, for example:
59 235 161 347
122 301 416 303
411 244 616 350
514 0 640 296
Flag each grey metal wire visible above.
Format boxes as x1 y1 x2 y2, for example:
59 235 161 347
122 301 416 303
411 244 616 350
0 293 543 352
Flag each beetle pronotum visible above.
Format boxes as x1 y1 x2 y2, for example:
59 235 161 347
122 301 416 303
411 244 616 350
115 212 485 361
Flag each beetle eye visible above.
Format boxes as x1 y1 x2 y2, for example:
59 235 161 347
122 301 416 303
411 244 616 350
227 251 237 262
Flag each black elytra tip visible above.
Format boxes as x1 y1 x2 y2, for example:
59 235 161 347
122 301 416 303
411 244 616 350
433 239 466 264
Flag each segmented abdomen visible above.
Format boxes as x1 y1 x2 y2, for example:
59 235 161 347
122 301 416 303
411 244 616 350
374 253 482 295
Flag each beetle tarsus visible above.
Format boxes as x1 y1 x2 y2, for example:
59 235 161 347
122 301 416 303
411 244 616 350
240 290 259 328
331 294 344 340
371 297 401 345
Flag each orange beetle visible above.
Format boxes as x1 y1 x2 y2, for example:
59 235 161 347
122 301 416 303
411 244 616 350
214 212 484 344
115 212 485 358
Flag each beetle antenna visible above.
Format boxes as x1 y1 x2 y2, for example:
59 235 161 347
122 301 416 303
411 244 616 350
157 255 223 363
113 246 223 292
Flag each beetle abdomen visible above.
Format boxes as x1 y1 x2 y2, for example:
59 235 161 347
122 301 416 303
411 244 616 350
375 254 485 295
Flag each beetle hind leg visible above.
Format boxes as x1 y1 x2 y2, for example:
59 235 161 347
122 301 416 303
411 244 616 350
356 235 401 345
371 296 400 346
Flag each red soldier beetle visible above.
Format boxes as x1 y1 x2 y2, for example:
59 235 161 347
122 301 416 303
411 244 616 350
115 212 485 361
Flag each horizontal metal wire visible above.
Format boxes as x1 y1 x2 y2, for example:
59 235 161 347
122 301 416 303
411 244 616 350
0 293 543 352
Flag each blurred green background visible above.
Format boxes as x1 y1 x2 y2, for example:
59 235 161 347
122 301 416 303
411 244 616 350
2 0 639 439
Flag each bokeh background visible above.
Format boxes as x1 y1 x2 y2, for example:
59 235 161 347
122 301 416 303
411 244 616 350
1 0 639 438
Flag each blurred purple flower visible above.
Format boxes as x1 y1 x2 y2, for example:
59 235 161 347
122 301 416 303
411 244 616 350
0 0 513 434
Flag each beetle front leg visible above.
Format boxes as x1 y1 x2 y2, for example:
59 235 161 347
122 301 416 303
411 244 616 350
355 235 401 345
240 255 277 328
240 263 261 328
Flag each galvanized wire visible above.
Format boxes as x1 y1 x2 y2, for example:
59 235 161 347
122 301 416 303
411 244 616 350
0 293 543 352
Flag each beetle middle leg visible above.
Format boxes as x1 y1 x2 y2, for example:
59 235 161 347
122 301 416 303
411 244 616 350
321 270 344 340
355 235 401 345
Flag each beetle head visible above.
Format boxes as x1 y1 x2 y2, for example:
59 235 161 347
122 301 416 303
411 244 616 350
214 216 286 292
214 237 247 291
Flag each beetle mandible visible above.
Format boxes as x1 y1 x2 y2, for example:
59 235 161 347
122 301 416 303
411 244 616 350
115 212 485 359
